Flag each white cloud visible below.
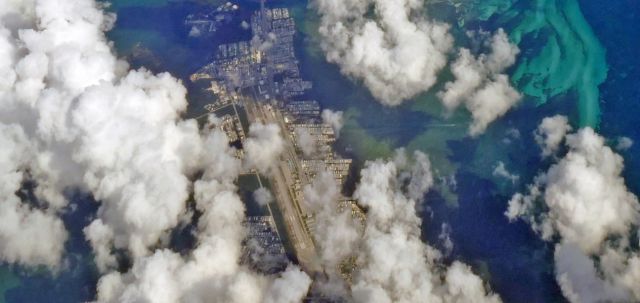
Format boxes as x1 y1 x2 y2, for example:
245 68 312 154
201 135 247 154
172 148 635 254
313 2 521 134
302 150 500 302
2 0 182 269
253 187 274 207
492 161 519 184
484 29 520 73
467 75 521 136
393 149 435 205
351 150 500 303
244 122 285 174
1 2 313 302
251 32 277 53
321 109 344 138
510 126 639 252
440 49 484 110
75 70 203 261
352 154 436 303
84 219 117 271
0 125 67 268
263 265 313 303
188 26 201 37
439 29 521 136
615 136 633 151
294 126 317 157
444 262 501 303
304 171 360 287
95 127 311 303
438 223 454 256
311 0 453 106
534 115 572 157
508 117 640 302
0 201 67 267
554 243 630 303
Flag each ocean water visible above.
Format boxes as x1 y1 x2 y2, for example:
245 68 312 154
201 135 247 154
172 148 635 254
453 0 607 128
1 194 99 303
578 0 640 194
2 0 639 302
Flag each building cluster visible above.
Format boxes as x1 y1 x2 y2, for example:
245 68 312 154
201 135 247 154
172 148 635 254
253 8 299 79
192 7 308 103
284 100 321 122
337 200 367 227
190 4 366 286
218 114 245 144
242 216 288 274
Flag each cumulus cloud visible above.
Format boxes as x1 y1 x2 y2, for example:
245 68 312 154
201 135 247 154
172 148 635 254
438 223 454 256
508 116 640 302
95 122 310 303
294 126 317 157
84 219 117 271
444 262 502 303
439 29 521 135
253 187 274 207
534 115 572 157
508 126 639 251
439 49 483 111
312 2 520 134
0 124 67 268
321 109 343 138
311 0 453 106
188 26 201 37
615 136 633 151
304 149 500 302
350 150 500 303
2 0 203 269
554 243 630 303
483 29 520 73
304 171 360 296
244 122 285 174
1 2 313 302
466 75 521 135
263 265 313 303
492 161 519 184
0 0 124 268
77 70 203 262
392 149 434 204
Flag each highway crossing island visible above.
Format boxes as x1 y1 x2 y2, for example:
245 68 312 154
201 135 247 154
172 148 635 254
188 3 366 283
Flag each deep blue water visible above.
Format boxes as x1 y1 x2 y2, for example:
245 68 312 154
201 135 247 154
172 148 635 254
421 99 577 302
579 0 640 193
2 0 640 302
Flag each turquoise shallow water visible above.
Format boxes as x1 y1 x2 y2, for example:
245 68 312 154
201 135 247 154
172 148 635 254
2 0 639 302
456 0 607 128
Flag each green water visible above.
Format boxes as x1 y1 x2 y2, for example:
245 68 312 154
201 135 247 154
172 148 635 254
468 0 607 128
105 0 606 205
295 0 607 206
295 2 479 204
340 108 394 160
